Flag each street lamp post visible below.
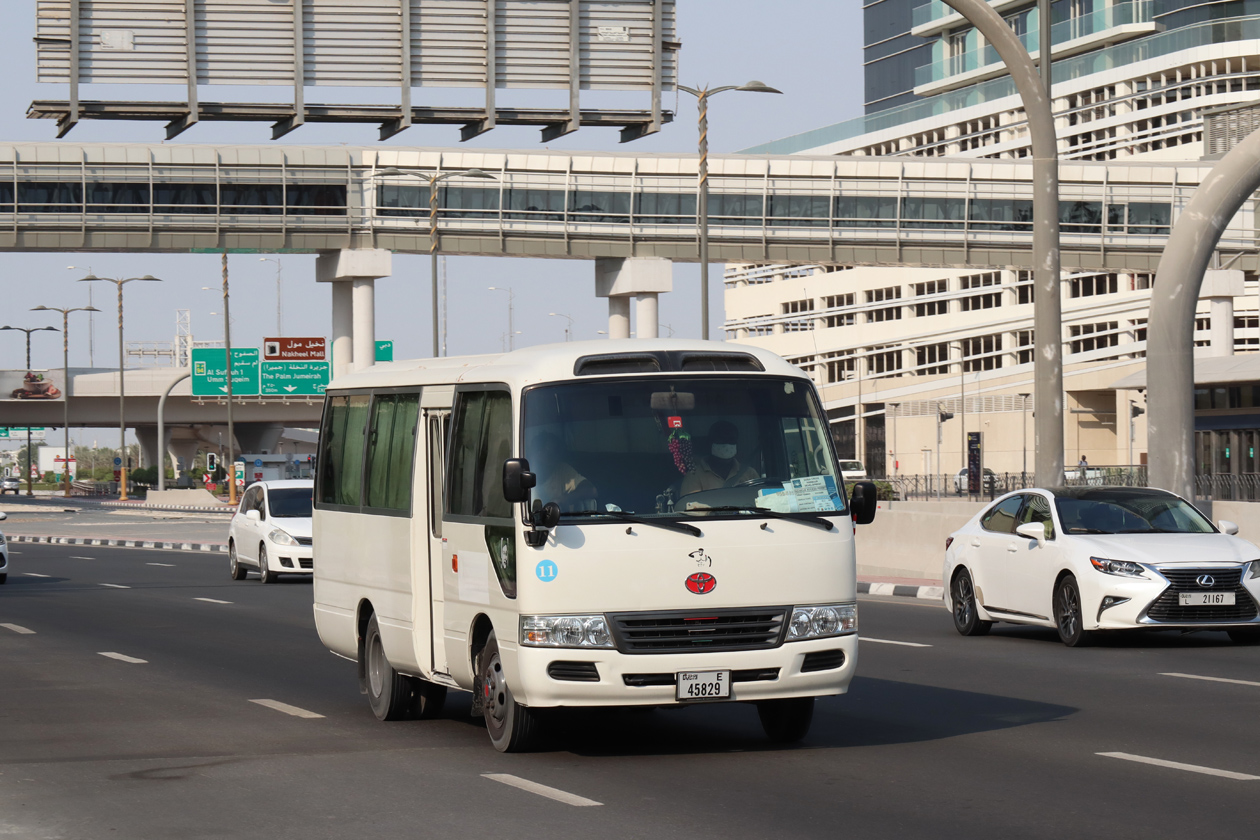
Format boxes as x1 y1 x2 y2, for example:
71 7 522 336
489 287 516 350
887 402 899 479
259 257 283 336
548 312 574 341
677 81 782 341
78 273 162 501
0 324 59 496
66 266 95 366
1018 392 1031 486
376 168 496 357
31 304 100 497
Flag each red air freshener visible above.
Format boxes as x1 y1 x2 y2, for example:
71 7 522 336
668 416 683 429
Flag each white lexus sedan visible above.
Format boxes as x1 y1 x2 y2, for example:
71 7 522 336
228 479 313 583
944 486 1260 646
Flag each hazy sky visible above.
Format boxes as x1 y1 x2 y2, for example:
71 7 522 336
0 1 865 378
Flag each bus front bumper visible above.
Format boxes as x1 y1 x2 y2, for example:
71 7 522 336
506 635 858 708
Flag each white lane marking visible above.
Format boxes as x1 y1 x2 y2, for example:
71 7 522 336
0 623 35 635
1162 672 1260 689
99 583 130 589
98 652 147 664
861 637 933 648
482 773 603 807
23 573 50 578
1098 752 1260 781
147 563 175 567
194 597 233 605
249 699 325 719
69 556 95 560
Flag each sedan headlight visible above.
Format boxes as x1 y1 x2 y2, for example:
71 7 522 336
787 603 857 641
520 614 614 648
1090 557 1146 578
267 529 300 547
1249 561 1260 580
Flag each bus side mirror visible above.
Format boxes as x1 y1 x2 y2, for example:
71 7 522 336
850 481 877 525
503 458 537 504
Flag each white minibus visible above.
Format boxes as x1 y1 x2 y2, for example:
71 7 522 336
312 340 877 752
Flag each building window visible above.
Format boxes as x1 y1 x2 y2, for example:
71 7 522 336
1131 273 1153 290
1015 270 1034 304
782 298 815 332
866 346 902 377
1131 318 1147 342
1069 321 1120 354
1015 329 1034 364
962 334 1003 371
865 286 902 323
913 280 948 317
824 350 856 383
823 293 855 328
916 342 951 375
960 272 1002 311
787 355 818 380
1069 273 1119 298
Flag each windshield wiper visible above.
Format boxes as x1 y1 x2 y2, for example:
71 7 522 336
558 510 701 537
1067 528 1112 534
686 505 836 531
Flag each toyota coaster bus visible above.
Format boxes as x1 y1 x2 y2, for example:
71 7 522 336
312 339 876 752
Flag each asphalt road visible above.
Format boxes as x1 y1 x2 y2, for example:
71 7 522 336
0 498 230 544
2 543 1260 839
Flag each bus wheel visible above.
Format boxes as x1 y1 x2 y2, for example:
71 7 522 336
410 678 447 719
364 614 410 721
479 631 540 752
757 697 815 743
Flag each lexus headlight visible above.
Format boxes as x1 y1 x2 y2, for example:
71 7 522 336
520 614 614 649
1090 557 1146 578
1249 561 1260 580
787 603 857 641
267 529 300 547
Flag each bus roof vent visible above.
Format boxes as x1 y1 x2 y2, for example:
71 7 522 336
573 353 663 376
673 352 764 372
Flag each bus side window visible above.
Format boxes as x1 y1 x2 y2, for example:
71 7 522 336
428 413 447 537
447 388 513 521
364 392 420 513
318 393 370 508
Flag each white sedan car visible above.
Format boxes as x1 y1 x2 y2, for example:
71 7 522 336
944 486 1260 646
228 480 313 583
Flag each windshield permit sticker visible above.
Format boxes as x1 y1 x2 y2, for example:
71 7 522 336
757 476 842 513
536 559 559 582
689 548 712 568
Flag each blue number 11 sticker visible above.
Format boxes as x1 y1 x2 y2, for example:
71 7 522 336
535 559 558 582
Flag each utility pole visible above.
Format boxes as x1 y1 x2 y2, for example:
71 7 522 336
222 251 237 506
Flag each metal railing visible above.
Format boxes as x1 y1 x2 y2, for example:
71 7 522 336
886 466 1149 500
1196 474 1260 502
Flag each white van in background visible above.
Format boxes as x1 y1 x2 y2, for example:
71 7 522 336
311 340 877 752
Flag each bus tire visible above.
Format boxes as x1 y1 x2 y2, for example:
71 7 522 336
479 631 540 752
757 696 814 743
364 614 410 721
410 678 447 719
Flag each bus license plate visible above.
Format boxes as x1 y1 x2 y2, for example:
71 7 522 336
1179 592 1235 606
677 670 730 701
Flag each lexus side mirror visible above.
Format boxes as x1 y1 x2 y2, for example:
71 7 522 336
1219 519 1240 536
0 511 7 521
245 509 261 522
503 458 537 504
849 481 877 525
1015 522 1045 545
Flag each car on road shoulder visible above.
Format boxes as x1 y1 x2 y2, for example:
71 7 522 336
953 467 996 495
839 460 867 481
1 476 20 495
228 479 313 583
0 510 9 584
944 486 1260 646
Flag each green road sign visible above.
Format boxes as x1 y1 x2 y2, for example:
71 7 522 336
375 340 393 362
191 348 260 396
0 427 46 438
261 361 330 396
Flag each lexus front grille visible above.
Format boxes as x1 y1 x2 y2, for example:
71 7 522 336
1146 567 1258 623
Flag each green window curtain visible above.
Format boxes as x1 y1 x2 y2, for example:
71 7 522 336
365 393 420 512
336 395 371 506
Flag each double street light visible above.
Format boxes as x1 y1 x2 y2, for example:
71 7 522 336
31 304 100 497
677 81 782 340
0 325 59 495
488 286 516 351
376 167 496 357
77 273 162 501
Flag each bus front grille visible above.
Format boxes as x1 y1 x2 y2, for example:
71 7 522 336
607 607 789 654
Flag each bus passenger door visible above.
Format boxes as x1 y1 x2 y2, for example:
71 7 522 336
422 407 451 678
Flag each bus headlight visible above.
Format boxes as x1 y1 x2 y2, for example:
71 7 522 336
520 614 615 649
787 603 857 641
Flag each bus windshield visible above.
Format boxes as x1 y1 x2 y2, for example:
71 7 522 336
522 376 846 520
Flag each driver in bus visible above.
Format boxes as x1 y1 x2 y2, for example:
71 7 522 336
532 432 598 511
680 420 759 495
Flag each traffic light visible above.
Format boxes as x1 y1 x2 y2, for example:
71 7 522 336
939 410 955 423
206 452 217 472
1131 404 1145 418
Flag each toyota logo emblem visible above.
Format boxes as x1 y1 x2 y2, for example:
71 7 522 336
1196 574 1216 588
685 572 717 595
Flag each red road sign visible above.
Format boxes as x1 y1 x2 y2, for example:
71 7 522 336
263 337 326 361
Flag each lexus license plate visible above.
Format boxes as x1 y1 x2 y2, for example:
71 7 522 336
676 670 730 701
1179 592 1235 606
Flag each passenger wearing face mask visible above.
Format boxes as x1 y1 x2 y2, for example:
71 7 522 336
680 420 759 496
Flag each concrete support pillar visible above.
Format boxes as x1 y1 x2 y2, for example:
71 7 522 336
316 249 392 374
234 422 285 455
330 281 354 376
167 438 200 478
608 297 631 339
596 257 673 340
1203 270 1244 357
636 294 659 339
135 426 167 470
352 278 376 370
